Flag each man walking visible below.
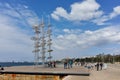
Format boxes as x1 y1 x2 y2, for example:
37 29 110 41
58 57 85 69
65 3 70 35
100 62 103 70
96 62 99 71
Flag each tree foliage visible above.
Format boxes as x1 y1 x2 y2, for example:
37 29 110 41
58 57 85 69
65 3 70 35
74 54 120 63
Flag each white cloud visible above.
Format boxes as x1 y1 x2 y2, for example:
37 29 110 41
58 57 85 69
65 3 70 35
51 0 120 25
52 25 120 59
53 7 68 19
63 28 82 34
0 3 40 61
51 0 103 21
110 6 120 18
93 6 120 25
63 29 70 33
51 13 60 20
92 15 109 25
0 3 40 26
0 15 33 61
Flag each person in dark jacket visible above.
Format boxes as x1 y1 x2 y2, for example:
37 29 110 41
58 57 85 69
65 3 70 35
96 62 99 71
100 62 103 70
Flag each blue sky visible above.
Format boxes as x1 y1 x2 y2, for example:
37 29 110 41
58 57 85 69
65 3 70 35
0 0 120 62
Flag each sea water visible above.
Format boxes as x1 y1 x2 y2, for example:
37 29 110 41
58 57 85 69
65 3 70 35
0 62 42 67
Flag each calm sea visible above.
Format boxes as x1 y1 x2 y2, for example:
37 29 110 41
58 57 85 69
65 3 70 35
0 62 41 67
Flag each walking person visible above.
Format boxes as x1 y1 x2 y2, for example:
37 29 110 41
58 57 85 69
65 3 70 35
96 62 99 71
100 62 103 70
67 61 70 69
69 60 73 68
53 61 56 68
64 60 67 69
49 61 53 68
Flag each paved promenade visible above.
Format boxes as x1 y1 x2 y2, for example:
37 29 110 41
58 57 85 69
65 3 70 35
89 64 120 80
1 64 120 80
63 63 120 80
2 64 89 80
4 65 88 73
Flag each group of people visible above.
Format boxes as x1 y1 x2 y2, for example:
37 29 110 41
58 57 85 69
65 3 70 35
47 61 56 68
84 62 104 71
64 59 73 69
95 62 103 71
